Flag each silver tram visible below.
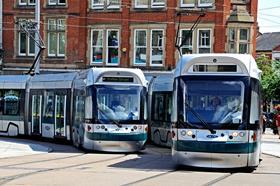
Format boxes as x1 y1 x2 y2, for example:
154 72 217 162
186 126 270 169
145 72 173 147
0 68 148 152
171 54 262 168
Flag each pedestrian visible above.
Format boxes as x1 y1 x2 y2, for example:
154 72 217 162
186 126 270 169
274 106 280 139
262 114 267 134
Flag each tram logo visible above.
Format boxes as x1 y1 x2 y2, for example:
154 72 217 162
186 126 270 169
206 134 218 138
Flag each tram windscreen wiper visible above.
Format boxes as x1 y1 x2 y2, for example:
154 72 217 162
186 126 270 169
185 102 216 134
97 104 122 128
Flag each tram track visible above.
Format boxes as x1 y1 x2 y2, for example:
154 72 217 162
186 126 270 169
0 153 86 169
0 154 127 186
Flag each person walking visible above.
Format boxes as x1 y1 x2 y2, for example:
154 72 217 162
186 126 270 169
274 106 280 139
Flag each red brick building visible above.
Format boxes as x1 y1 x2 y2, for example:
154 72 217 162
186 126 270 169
0 0 258 73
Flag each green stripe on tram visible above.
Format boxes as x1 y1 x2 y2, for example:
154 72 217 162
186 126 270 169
86 132 147 141
174 141 259 154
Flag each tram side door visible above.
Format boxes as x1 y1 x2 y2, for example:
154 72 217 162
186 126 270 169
31 94 42 135
54 94 66 137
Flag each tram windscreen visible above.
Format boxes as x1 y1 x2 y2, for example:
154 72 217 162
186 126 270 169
184 80 244 129
96 86 141 121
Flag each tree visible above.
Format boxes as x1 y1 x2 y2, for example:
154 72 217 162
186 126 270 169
256 55 280 110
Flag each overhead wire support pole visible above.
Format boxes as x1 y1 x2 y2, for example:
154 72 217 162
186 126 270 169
175 10 206 58
16 0 45 75
34 0 41 74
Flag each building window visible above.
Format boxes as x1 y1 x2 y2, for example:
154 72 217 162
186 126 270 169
92 0 120 9
180 0 213 8
133 29 164 66
180 0 195 7
18 19 35 56
228 28 250 54
134 30 147 65
198 29 211 53
135 0 165 9
48 0 66 6
151 30 164 66
19 0 35 6
107 30 119 65
91 30 103 63
47 19 66 57
198 0 213 7
91 29 120 65
180 29 193 54
239 28 249 54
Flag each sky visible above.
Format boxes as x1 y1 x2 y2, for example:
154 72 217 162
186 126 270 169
258 0 280 33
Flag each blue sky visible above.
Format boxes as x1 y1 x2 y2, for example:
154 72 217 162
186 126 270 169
258 0 280 33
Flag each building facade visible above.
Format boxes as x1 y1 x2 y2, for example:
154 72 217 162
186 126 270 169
0 0 258 73
256 32 280 61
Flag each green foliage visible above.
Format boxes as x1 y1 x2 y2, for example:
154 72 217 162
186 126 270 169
256 54 280 100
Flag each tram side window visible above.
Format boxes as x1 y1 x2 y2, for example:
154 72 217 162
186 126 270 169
250 90 260 124
0 90 3 115
43 91 55 124
152 93 172 122
3 90 20 116
74 96 85 123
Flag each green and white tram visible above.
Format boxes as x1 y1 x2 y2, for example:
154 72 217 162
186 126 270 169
0 68 148 152
172 54 262 169
72 68 148 152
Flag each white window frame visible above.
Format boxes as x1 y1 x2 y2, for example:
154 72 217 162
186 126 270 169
151 0 165 8
107 0 120 9
48 0 66 6
179 29 193 54
18 32 35 56
197 28 211 53
47 19 66 57
91 29 104 64
198 0 213 7
18 18 36 56
92 0 105 9
133 29 147 66
180 0 195 8
106 29 120 66
135 0 148 8
19 0 36 6
150 29 164 67
238 28 250 54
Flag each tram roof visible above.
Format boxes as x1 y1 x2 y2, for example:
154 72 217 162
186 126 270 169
86 68 148 87
29 72 77 89
174 54 261 80
0 75 30 89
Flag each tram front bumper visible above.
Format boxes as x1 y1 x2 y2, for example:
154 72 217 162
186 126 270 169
172 150 250 168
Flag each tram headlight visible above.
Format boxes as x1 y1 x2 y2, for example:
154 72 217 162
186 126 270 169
187 130 193 136
181 130 186 136
232 132 238 137
133 126 137 130
101 125 105 129
96 125 100 129
239 132 245 137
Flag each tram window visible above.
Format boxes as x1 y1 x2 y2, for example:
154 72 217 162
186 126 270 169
250 90 260 124
0 90 3 115
152 93 172 122
74 96 85 123
43 91 55 124
3 90 20 116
